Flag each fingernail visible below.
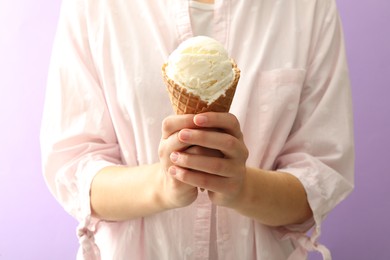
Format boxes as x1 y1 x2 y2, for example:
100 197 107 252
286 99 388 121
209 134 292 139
169 167 176 176
179 130 191 140
195 115 208 125
170 152 179 162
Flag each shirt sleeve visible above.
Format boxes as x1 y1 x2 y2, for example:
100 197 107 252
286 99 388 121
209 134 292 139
40 0 121 258
273 1 354 259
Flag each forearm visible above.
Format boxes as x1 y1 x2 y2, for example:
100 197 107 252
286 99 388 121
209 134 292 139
232 167 313 227
90 163 165 221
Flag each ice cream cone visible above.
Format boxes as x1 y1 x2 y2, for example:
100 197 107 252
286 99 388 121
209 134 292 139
162 60 240 115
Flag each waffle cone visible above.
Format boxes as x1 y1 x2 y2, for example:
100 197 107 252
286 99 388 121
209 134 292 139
162 60 240 115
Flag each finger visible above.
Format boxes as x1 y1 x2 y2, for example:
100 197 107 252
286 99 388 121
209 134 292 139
170 166 239 195
161 114 197 139
185 145 224 158
170 151 237 177
161 131 191 155
177 129 247 159
193 112 243 139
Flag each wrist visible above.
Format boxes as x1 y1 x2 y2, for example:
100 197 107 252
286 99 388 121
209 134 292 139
153 164 173 211
228 167 259 213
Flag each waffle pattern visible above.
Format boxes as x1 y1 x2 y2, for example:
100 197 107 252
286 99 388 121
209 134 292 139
162 60 240 115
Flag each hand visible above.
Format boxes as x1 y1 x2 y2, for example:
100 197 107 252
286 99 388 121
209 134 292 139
158 114 200 209
169 112 249 207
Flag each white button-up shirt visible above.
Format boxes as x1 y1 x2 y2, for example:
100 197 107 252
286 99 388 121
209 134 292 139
41 0 354 259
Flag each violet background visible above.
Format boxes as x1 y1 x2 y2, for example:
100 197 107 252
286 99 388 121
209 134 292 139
0 0 389 259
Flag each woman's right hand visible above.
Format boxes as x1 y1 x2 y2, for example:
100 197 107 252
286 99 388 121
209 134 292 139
90 114 225 221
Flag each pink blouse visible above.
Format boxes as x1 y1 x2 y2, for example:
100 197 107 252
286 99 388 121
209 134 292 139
41 0 354 259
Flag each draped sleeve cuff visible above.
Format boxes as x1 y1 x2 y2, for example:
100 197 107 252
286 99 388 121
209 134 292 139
273 164 353 260
275 218 331 260
74 160 117 260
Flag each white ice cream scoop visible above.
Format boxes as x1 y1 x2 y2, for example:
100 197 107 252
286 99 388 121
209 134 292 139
165 36 235 104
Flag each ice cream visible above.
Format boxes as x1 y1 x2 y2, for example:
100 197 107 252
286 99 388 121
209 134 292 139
162 36 240 114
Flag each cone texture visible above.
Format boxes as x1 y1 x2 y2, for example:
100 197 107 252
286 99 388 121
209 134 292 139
162 60 240 115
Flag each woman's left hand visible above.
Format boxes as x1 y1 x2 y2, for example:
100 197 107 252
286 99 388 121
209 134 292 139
169 112 249 207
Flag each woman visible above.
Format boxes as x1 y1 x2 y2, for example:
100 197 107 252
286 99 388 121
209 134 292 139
41 0 354 259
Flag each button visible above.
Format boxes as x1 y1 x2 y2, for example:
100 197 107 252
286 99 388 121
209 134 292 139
134 77 142 84
146 117 155 125
84 93 92 101
240 228 249 236
250 6 258 13
261 105 269 112
185 247 193 255
287 104 295 111
201 249 208 258
123 112 130 121
196 208 208 218
70 182 78 196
